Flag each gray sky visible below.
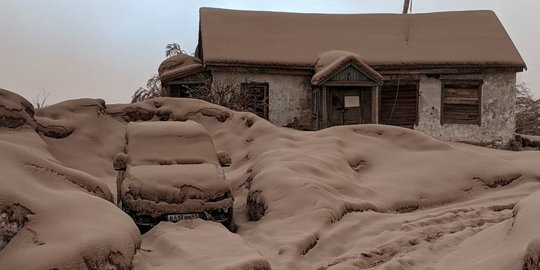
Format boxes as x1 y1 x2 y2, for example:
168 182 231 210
1 0 539 105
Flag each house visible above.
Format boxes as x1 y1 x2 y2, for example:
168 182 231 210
158 8 526 144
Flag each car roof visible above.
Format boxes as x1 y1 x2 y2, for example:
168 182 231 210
125 121 220 166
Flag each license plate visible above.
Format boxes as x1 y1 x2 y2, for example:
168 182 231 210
167 213 200 222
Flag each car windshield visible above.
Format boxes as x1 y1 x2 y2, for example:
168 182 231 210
126 121 220 166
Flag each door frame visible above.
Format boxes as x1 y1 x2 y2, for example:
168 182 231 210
319 85 378 128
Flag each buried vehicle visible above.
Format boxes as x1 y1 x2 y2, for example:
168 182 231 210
113 121 235 231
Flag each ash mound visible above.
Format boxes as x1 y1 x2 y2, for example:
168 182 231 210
2 88 540 269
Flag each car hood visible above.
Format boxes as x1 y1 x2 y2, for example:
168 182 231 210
123 164 232 204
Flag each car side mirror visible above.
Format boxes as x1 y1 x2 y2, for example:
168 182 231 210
113 152 128 171
217 151 231 167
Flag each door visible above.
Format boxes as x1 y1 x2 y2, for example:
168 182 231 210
328 87 372 127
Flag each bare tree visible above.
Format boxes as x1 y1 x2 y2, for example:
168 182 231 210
34 88 50 109
165 43 184 58
186 75 267 116
515 82 540 135
131 74 164 103
131 42 184 103
131 42 266 113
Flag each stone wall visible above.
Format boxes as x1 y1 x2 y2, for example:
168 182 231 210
211 70 313 129
415 72 516 144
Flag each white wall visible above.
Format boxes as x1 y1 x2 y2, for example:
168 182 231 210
211 70 313 129
212 70 517 143
415 73 517 144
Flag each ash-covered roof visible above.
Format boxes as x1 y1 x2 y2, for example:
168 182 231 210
158 54 204 82
199 8 526 70
311 51 383 85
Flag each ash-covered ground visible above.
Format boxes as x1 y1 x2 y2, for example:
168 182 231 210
2 88 540 270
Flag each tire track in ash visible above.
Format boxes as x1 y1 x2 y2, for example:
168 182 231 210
308 204 514 270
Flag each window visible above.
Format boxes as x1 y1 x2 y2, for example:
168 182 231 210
441 80 482 125
166 74 207 98
169 85 189 97
240 82 269 119
379 81 419 128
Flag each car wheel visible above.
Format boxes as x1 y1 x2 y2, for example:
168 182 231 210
223 207 236 233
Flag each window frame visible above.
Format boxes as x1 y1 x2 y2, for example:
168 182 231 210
440 79 483 126
168 84 190 98
240 82 269 120
378 80 420 128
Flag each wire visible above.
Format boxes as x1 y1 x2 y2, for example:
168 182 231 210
392 1 411 125
389 74 401 125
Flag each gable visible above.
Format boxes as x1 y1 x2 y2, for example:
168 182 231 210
330 65 369 82
311 51 383 86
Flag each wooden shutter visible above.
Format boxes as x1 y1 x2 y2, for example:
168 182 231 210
441 81 482 125
379 82 418 128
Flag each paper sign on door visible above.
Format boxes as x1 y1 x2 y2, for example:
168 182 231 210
344 96 360 108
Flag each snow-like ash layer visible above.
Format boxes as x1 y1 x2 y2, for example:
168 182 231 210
4 90 540 270
0 128 140 269
158 54 204 82
125 164 231 203
133 220 271 270
0 88 36 129
120 121 233 216
34 98 106 139
34 98 126 195
199 8 526 68
435 189 540 270
226 124 540 269
0 90 140 269
125 121 220 166
122 164 233 217
311 50 383 85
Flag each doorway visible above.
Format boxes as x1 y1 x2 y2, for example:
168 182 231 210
327 87 372 126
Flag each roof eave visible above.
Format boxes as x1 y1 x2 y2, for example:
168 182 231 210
205 61 525 74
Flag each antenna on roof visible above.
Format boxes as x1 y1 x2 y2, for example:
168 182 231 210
404 0 413 43
402 0 413 14
402 0 410 14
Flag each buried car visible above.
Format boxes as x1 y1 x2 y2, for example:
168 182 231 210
113 121 235 231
